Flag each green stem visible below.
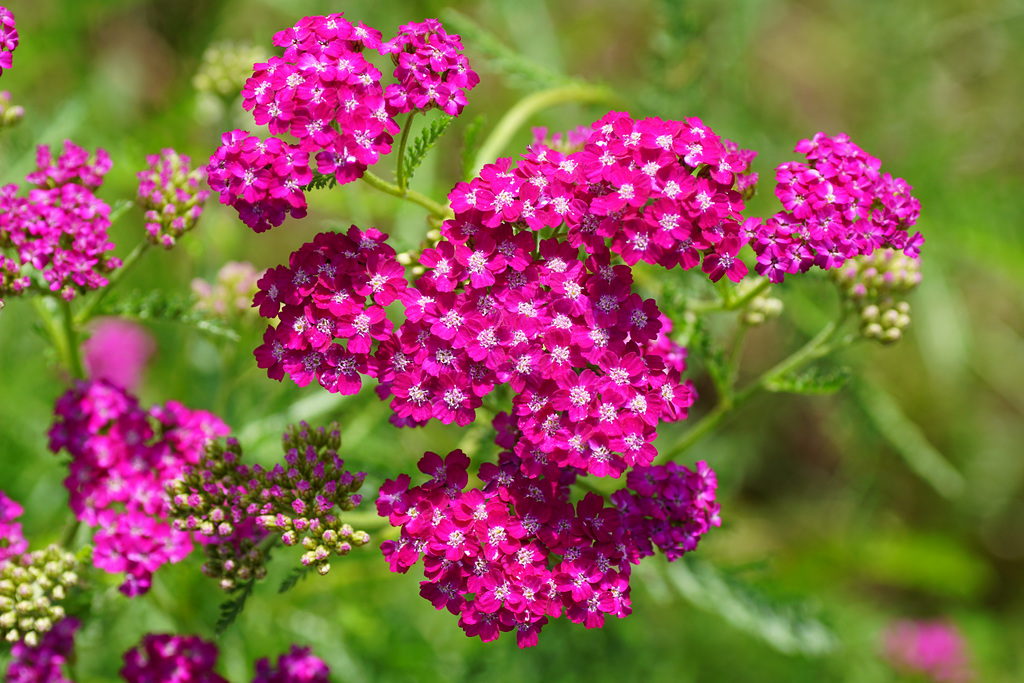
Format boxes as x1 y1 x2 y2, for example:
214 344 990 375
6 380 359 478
471 84 619 176
60 518 81 549
30 297 69 369
75 241 151 325
395 112 417 194
360 170 453 221
60 299 86 380
657 312 850 463
727 278 771 311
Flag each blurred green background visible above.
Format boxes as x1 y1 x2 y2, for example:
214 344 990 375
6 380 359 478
1 0 1023 680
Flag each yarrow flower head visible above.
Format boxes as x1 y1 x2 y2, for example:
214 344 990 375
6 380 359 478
381 19 479 116
136 149 211 248
120 634 227 683
5 617 79 682
0 7 18 76
0 141 120 301
47 379 229 596
751 132 923 283
610 461 720 560
253 645 331 683
252 226 406 394
882 620 974 682
0 542 82 647
169 421 370 582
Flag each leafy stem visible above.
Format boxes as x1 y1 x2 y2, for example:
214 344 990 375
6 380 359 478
395 112 417 194
360 170 454 221
471 83 621 176
60 298 85 380
657 309 851 463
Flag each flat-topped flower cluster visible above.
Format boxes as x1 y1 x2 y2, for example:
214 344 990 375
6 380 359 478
206 13 478 233
0 141 119 302
48 380 229 596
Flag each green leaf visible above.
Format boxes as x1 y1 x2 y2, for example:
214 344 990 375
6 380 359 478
277 565 314 594
214 577 256 635
303 171 338 192
665 557 838 657
440 9 583 91
766 364 851 395
402 115 454 185
689 317 728 391
95 289 239 341
460 114 485 182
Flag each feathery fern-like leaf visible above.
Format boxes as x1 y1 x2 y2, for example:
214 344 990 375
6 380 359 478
403 115 454 185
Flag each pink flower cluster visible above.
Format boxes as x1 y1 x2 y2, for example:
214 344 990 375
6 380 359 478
5 617 79 683
206 131 313 233
207 13 477 233
82 317 156 392
0 489 28 562
136 148 210 248
882 620 974 683
379 447 639 648
0 141 120 300
445 111 758 281
0 7 17 76
253 645 331 683
253 226 406 393
47 379 229 596
381 19 479 116
753 132 923 283
611 461 720 561
121 634 227 683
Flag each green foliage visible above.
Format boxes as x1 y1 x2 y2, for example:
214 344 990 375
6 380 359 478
95 289 239 341
665 557 839 657
303 171 338 192
403 115 454 185
766 363 851 395
214 576 257 636
460 114 485 181
689 317 729 391
277 565 314 594
440 9 584 92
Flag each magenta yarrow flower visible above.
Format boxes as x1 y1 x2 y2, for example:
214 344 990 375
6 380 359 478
252 226 406 394
753 132 923 283
81 317 156 392
253 645 331 683
0 489 28 562
610 461 720 560
5 617 79 683
27 140 112 190
47 379 229 596
0 7 17 75
137 148 211 248
381 19 479 116
378 436 718 648
882 620 974 683
121 634 227 683
208 14 476 232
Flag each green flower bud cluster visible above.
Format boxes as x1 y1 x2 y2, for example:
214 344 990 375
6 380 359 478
191 261 262 321
168 422 370 586
0 545 82 647
740 291 783 326
831 248 921 345
0 90 23 128
168 438 269 591
193 42 268 99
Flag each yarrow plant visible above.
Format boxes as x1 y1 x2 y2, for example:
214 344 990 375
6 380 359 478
1 4 941 677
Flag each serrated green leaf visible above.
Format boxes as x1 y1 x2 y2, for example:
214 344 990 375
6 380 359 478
96 290 239 341
302 171 338 192
402 115 454 185
440 9 582 92
665 557 838 657
766 364 851 395
214 577 256 635
460 115 485 182
277 565 314 594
